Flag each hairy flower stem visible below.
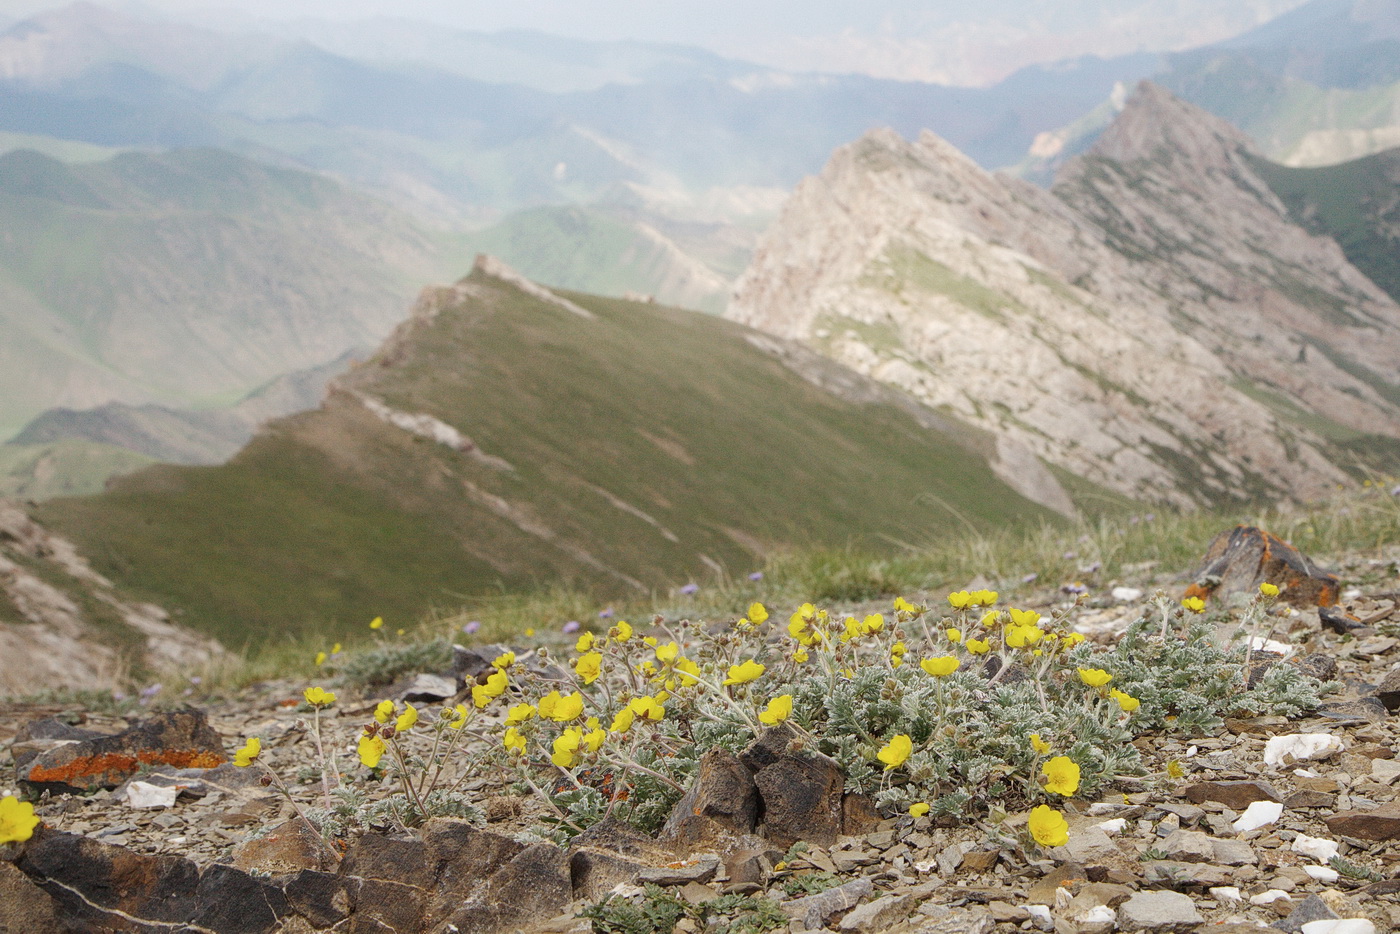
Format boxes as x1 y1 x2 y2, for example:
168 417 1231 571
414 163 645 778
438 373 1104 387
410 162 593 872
309 707 338 808
388 739 429 824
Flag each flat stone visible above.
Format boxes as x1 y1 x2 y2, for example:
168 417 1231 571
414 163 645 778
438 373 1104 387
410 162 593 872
837 893 912 932
1371 759 1400 784
1285 791 1335 809
569 848 647 901
914 906 995 933
1027 864 1088 905
783 878 873 930
1375 666 1400 711
1158 829 1216 863
1142 861 1233 887
961 849 1000 872
1184 780 1283 809
1326 804 1400 842
1274 894 1341 934
1117 890 1204 932
1212 839 1258 866
635 855 720 887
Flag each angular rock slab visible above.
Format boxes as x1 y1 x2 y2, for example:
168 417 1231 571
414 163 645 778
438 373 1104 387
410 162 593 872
660 747 760 846
1326 804 1400 842
17 827 292 934
1186 525 1338 608
17 709 226 794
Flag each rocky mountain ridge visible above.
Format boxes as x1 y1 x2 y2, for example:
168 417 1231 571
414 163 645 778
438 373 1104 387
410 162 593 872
728 82 1400 508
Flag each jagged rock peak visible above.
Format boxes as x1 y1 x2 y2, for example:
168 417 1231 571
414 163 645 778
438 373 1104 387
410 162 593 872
1068 80 1258 175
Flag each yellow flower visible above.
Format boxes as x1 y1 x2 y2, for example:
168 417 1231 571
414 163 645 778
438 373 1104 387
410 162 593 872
314 651 327 666
472 670 509 708
909 802 930 818
638 661 658 677
0 796 38 846
1110 689 1140 712
575 651 604 684
503 727 527 755
1005 625 1043 648
584 728 607 753
947 590 973 609
610 707 636 734
890 641 907 658
788 614 815 646
724 660 766 685
1063 632 1087 647
920 656 960 677
303 686 336 708
945 628 962 643
1028 804 1069 847
862 614 884 634
369 616 384 630
357 733 386 768
492 651 516 670
842 616 861 642
613 620 634 642
893 596 917 613
449 704 469 729
1166 760 1185 779
965 638 991 654
1077 668 1112 688
233 736 261 767
642 635 658 648
749 602 769 623
538 690 585 722
758 694 793 725
1030 734 1051 755
1259 582 1280 596
524 627 535 637
374 699 396 724
972 589 998 606
794 647 809 663
675 656 701 686
1182 596 1206 613
1008 608 1041 628
653 689 671 703
576 632 595 652
980 609 1001 627
628 696 666 721
396 704 419 732
331 643 341 655
654 642 679 664
506 703 537 726
877 734 913 771
552 728 583 768
1042 756 1081 796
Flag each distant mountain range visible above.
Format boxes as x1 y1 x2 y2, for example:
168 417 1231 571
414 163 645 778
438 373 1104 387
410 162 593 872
0 144 457 441
729 82 1400 508
32 259 1069 645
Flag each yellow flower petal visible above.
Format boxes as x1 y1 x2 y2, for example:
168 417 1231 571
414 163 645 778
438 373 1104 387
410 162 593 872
233 736 261 767
1077 668 1112 688
757 694 793 726
1028 804 1069 847
0 795 40 845
357 733 386 768
1042 756 1080 796
920 656 960 677
723 660 765 686
877 734 913 771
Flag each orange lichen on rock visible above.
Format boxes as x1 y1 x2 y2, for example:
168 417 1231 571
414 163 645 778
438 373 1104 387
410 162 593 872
1187 525 1339 608
27 749 226 786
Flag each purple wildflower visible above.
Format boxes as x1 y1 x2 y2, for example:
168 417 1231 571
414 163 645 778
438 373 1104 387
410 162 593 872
462 621 482 635
748 571 764 581
1021 572 1038 584
679 583 699 595
597 607 614 619
562 620 581 634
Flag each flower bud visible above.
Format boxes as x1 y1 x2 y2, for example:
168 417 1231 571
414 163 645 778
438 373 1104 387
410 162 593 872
259 775 273 787
536 646 549 658
380 725 396 740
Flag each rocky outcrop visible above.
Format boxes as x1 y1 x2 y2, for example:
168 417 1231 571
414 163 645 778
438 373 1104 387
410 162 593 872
729 82 1400 507
0 500 227 696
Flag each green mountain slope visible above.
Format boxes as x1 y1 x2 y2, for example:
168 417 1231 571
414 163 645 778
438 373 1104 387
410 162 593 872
36 263 1066 647
0 146 458 439
1249 146 1400 304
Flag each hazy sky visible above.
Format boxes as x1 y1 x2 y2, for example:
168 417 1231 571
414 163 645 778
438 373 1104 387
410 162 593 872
0 0 1315 84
